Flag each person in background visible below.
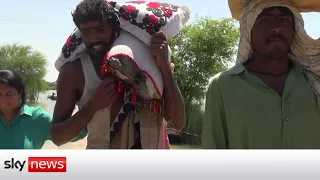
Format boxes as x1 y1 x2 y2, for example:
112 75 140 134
0 70 52 149
202 1 320 149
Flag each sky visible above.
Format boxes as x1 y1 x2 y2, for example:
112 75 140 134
1 0 319 82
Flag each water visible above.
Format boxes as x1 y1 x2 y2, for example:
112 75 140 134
36 90 78 115
37 90 87 149
36 90 58 115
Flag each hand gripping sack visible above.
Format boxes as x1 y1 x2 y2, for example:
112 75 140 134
102 30 169 103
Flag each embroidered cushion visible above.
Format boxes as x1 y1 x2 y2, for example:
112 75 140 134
108 1 190 45
102 30 171 100
55 1 190 72
55 28 87 71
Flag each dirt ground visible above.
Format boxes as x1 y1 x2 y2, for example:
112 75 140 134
42 137 87 149
42 137 200 149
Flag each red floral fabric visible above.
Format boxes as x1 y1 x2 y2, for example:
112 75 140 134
109 1 180 35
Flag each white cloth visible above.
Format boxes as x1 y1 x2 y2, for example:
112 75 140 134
113 1 190 46
236 0 320 106
77 56 111 149
55 1 190 72
107 30 171 99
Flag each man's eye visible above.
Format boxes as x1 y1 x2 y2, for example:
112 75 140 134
260 18 269 23
281 18 289 23
1 93 13 97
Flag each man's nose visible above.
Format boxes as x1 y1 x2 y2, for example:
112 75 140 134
270 20 284 34
271 26 282 34
87 33 100 43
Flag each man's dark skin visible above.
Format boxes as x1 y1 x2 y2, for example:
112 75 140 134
245 7 294 96
51 20 186 146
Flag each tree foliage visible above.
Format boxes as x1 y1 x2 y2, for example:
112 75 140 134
169 17 239 143
0 43 48 102
46 81 57 90
170 17 239 104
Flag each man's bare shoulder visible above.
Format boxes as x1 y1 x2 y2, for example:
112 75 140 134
60 59 82 75
58 59 84 88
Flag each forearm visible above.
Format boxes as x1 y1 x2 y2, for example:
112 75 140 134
161 67 186 131
51 103 95 146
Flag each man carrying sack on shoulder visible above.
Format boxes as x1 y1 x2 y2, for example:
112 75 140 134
202 0 320 149
50 0 188 149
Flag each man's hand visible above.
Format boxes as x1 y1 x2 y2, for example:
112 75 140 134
151 31 170 70
88 76 118 112
51 63 119 146
170 63 175 72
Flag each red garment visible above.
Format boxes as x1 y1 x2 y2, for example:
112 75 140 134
159 119 171 149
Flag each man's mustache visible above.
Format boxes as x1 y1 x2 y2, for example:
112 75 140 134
265 35 286 43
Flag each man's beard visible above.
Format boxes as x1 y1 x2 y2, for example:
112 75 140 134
268 47 290 59
88 51 106 61
253 46 290 59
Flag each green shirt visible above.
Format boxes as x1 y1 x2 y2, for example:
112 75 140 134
0 105 52 149
202 63 320 149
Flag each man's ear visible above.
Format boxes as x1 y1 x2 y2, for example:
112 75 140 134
113 26 121 39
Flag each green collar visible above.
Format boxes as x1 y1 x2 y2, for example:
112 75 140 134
226 61 303 75
0 105 32 126
20 105 33 116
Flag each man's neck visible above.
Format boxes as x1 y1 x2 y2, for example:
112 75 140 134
245 54 291 75
0 111 16 123
89 54 105 68
89 54 105 79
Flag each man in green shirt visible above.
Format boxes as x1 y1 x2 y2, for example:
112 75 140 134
202 1 320 149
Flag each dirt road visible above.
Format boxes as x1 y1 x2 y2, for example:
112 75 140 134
42 137 87 149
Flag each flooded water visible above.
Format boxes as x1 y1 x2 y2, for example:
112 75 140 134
36 90 59 115
37 90 87 149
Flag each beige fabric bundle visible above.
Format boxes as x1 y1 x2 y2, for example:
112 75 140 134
229 0 320 20
235 0 320 106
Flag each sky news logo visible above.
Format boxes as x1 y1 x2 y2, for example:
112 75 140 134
4 157 67 172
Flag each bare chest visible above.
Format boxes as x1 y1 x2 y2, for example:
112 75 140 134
255 74 288 96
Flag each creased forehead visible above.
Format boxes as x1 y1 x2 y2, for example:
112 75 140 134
259 6 294 17
240 0 301 33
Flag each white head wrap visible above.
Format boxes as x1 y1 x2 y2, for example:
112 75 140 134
236 0 320 106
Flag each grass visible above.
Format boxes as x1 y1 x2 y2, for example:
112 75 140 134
171 144 201 149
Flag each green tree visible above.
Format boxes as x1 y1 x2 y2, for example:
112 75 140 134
0 43 48 102
46 81 57 90
169 17 239 144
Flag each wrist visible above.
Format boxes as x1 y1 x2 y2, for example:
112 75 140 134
161 65 174 77
159 63 172 74
83 101 96 116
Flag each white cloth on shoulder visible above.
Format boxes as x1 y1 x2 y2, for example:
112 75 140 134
55 1 190 72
